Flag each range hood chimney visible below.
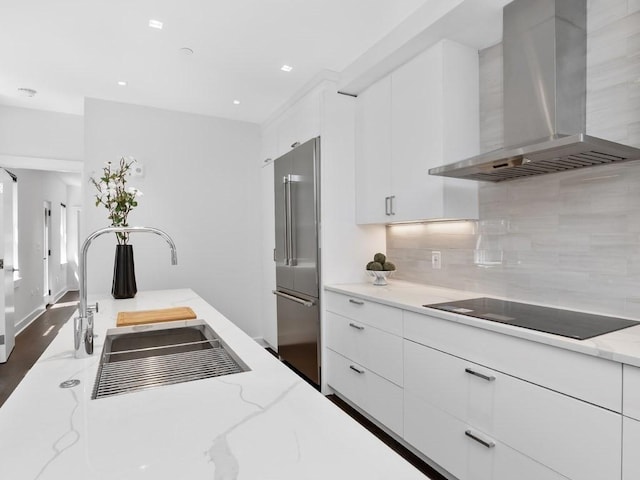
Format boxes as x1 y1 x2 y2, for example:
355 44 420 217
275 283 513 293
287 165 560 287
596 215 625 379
429 0 640 182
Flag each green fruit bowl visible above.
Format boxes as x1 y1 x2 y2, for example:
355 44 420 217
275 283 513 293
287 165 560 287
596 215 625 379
366 269 393 286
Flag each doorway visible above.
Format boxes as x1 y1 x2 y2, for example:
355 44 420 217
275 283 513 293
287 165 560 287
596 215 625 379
0 170 16 362
43 201 52 306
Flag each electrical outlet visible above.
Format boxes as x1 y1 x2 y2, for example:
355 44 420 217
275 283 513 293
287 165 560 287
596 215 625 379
432 251 441 269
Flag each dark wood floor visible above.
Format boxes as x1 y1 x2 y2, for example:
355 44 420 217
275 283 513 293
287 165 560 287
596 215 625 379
0 294 445 479
0 290 79 407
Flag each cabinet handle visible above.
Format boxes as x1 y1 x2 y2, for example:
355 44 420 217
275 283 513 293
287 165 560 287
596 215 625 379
465 368 495 382
349 365 365 374
389 195 396 215
465 430 495 449
385 196 391 216
291 141 301 149
349 322 365 330
348 299 364 305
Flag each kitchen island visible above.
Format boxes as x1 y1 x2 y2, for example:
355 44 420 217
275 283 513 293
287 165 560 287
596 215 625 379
0 289 428 479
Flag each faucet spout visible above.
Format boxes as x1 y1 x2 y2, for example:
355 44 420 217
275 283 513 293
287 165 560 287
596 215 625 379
75 226 178 359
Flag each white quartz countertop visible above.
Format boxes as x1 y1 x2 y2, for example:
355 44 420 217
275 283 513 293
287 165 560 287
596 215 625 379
0 289 427 480
325 281 640 368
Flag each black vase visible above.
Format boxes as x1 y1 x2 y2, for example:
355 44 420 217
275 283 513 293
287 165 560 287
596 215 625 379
112 244 137 299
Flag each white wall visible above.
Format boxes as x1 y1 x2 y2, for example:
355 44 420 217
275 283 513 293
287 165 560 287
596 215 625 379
83 98 263 338
0 105 83 331
12 169 70 330
0 105 83 161
66 184 82 290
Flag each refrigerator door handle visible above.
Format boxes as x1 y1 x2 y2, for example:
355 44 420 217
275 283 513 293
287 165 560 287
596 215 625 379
285 174 297 266
272 290 315 308
283 176 290 266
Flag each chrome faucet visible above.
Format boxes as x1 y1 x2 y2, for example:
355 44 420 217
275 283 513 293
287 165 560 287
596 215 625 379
74 226 178 358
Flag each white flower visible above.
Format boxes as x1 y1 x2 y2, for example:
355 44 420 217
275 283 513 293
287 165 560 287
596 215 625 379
127 187 143 197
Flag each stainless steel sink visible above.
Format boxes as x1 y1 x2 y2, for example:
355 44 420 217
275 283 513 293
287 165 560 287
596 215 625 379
92 319 249 399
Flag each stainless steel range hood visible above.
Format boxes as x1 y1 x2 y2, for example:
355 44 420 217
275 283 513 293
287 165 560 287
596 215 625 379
429 0 640 182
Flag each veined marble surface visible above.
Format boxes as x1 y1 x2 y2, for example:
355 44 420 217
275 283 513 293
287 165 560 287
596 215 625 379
0 289 427 480
326 280 640 368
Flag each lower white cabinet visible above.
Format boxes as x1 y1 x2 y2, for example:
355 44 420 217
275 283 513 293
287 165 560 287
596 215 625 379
623 365 640 479
404 340 621 480
404 392 568 480
326 349 403 436
623 364 640 421
324 289 627 480
325 311 403 386
623 416 640 480
325 292 404 436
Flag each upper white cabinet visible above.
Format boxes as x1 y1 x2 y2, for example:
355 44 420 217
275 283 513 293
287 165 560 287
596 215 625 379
355 39 479 224
354 76 392 224
276 88 321 157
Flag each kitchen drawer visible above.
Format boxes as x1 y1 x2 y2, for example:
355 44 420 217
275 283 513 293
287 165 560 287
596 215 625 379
326 311 403 386
404 391 568 480
404 339 622 480
326 349 403 436
623 416 640 480
404 310 622 411
325 291 402 336
623 364 640 420
491 362 621 480
404 339 494 431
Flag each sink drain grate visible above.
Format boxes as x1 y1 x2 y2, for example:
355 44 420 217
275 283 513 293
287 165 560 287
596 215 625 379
92 346 245 399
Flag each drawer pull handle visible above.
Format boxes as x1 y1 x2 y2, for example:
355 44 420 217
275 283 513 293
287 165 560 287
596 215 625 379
465 368 495 382
349 365 365 374
348 299 364 305
349 322 365 330
465 430 495 449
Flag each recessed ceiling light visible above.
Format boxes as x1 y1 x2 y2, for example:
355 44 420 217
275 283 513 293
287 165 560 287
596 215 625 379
280 65 293 72
117 81 128 86
17 88 37 97
149 19 163 29
233 100 240 105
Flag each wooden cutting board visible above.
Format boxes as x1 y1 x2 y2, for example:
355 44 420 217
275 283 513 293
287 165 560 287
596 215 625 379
116 306 197 327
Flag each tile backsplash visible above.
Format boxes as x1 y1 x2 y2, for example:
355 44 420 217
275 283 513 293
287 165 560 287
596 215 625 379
388 0 640 317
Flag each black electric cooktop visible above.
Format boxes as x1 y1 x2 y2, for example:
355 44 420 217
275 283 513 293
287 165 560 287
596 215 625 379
423 297 640 340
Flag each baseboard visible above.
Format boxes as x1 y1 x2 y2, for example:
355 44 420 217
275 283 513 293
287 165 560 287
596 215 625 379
15 288 71 335
15 306 46 335
52 288 70 304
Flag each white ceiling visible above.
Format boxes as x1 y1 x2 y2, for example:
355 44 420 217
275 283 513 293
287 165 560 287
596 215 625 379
0 0 441 124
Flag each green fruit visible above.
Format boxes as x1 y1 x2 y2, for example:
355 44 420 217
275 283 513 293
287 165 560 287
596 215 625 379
383 261 396 271
373 252 386 264
368 261 383 271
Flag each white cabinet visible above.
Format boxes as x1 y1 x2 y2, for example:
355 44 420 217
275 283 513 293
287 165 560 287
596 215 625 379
404 339 621 480
324 289 626 480
623 365 640 480
324 291 402 336
276 88 321 157
623 416 640 480
404 310 622 412
260 122 278 166
324 291 403 435
404 391 568 480
355 40 479 224
623 364 640 421
354 76 392 224
326 349 403 436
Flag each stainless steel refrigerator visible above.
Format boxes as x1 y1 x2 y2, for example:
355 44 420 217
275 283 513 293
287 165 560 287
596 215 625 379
273 136 321 385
